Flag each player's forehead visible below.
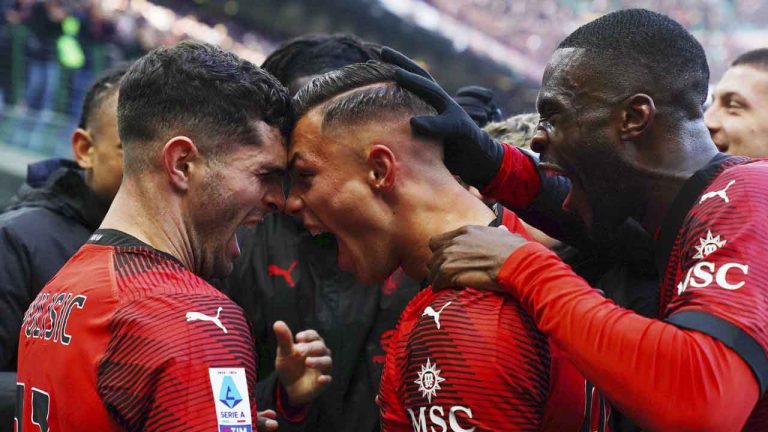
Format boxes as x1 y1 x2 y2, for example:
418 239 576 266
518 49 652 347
715 65 768 101
228 120 286 169
289 109 334 167
540 49 589 109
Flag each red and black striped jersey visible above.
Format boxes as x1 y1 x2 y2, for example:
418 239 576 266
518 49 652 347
378 210 608 431
661 158 768 429
15 229 258 432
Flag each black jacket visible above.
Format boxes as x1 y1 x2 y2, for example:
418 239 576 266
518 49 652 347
0 159 108 431
218 213 419 432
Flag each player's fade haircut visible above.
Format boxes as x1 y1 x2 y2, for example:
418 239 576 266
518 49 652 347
118 40 292 172
732 48 768 71
78 64 130 130
558 8 709 119
293 61 436 131
484 113 539 150
262 33 380 93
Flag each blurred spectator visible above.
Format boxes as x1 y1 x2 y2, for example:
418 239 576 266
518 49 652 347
8 0 65 114
705 48 768 157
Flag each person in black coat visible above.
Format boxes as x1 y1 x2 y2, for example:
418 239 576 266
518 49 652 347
0 65 127 431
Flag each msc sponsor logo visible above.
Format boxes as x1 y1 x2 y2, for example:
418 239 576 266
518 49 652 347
414 358 445 403
677 262 749 295
678 231 748 295
692 230 726 260
407 405 475 432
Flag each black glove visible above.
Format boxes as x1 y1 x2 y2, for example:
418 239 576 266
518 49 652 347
380 47 505 190
453 86 503 127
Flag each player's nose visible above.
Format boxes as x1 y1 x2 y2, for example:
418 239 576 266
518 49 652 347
284 190 304 216
263 182 285 212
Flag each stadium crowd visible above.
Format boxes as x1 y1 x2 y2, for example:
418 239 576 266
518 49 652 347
1 5 768 432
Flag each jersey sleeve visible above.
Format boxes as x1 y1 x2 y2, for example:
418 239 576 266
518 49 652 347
665 164 768 392
377 319 411 432
497 241 760 431
481 144 541 209
97 294 258 432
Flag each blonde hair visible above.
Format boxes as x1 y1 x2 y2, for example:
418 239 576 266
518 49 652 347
483 113 539 150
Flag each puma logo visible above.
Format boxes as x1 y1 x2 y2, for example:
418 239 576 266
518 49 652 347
700 180 735 204
185 306 227 334
268 261 297 288
422 301 452 330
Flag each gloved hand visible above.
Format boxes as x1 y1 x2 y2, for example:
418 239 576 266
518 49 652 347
380 47 505 190
453 85 503 127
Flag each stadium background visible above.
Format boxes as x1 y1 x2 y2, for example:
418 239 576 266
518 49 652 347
0 0 767 205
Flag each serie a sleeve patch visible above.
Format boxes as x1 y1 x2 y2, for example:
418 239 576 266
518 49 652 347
208 368 253 432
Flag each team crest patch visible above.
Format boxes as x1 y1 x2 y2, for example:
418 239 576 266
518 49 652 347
209 368 252 432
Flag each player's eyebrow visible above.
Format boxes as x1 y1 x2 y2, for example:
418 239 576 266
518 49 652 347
536 94 565 116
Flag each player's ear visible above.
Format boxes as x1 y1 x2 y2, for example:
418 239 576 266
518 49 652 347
367 144 396 192
161 136 199 192
620 93 655 141
72 128 95 170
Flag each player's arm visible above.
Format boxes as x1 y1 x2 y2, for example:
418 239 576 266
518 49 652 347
428 218 764 431
97 295 259 432
377 324 412 431
498 241 759 431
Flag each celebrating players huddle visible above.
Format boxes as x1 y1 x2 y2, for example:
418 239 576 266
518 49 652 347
11 7 768 432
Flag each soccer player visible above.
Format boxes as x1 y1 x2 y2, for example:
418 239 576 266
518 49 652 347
220 33 420 432
389 9 768 431
287 62 607 431
15 41 331 431
705 48 768 157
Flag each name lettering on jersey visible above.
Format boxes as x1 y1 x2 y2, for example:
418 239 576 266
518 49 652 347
693 230 726 260
422 302 452 330
699 180 736 204
414 358 446 403
407 405 476 432
22 293 87 346
209 368 252 432
186 306 228 334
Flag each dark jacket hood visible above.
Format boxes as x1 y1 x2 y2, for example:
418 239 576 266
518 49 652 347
3 158 109 231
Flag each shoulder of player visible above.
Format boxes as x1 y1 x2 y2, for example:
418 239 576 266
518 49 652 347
708 161 768 195
690 161 768 219
111 293 251 341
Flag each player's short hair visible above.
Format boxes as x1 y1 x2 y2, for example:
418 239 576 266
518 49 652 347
118 40 292 172
262 33 380 91
731 48 768 71
484 113 539 150
78 64 130 130
293 61 436 130
558 8 709 118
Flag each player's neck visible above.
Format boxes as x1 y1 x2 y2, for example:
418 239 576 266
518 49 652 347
397 180 496 282
99 178 195 271
637 120 719 232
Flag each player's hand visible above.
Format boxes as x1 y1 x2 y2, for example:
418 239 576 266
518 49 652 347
427 225 528 291
380 47 506 190
274 321 332 406
257 409 278 431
